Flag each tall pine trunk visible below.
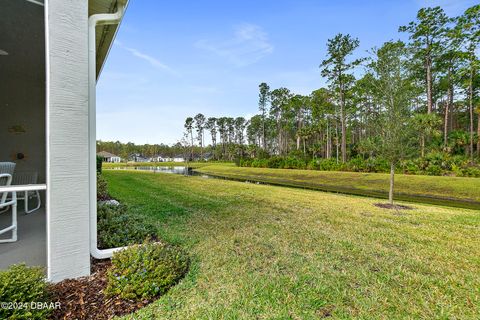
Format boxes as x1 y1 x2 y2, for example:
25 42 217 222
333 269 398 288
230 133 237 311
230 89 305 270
443 101 449 147
326 120 331 159
477 114 480 158
340 100 347 163
469 69 474 161
426 56 433 114
421 135 425 158
190 131 194 160
262 113 266 151
444 73 453 147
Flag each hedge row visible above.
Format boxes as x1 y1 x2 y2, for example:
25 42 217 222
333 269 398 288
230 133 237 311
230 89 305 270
239 153 480 177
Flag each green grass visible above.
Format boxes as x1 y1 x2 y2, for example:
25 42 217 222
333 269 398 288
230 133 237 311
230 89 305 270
195 164 480 209
104 170 480 319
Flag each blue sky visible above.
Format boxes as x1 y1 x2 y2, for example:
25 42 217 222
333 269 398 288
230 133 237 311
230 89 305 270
96 0 476 145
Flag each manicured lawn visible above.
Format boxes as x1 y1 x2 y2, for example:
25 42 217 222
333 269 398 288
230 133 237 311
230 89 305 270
196 164 480 209
104 170 480 319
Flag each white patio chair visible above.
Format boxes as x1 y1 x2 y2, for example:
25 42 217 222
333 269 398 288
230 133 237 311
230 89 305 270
0 162 15 214
13 172 41 214
0 169 18 243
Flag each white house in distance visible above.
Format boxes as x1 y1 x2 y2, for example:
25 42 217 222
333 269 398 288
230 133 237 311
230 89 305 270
172 155 186 162
97 151 122 163
149 155 185 162
0 0 129 282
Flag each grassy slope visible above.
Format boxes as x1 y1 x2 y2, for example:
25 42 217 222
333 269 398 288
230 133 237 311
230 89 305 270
196 164 480 209
104 171 480 319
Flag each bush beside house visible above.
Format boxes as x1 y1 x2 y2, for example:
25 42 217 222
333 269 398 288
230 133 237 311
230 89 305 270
97 204 158 249
0 264 52 320
105 241 190 300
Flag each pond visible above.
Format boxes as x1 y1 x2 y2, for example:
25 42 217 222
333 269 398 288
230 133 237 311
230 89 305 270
112 166 199 176
110 166 264 183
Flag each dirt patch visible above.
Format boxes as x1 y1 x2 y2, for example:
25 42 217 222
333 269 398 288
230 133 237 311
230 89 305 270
374 203 414 210
49 259 154 320
316 305 334 318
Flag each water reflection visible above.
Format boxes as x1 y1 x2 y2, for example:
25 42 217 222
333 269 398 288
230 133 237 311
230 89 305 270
112 166 199 176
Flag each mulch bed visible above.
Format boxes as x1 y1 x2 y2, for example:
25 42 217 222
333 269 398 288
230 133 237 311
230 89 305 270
49 259 154 320
374 203 414 210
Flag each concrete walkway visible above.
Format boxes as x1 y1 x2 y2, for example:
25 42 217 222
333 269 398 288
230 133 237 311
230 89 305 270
0 207 46 270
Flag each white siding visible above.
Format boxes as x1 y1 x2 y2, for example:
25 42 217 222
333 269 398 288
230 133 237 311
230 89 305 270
45 0 90 282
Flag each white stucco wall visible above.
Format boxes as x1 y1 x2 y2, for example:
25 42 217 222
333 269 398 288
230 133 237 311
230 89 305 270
45 0 91 282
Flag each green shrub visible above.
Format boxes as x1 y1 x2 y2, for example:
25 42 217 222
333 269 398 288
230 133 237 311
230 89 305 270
97 204 158 249
283 156 307 169
368 158 390 172
240 158 253 167
452 164 480 177
400 159 421 175
0 264 52 320
461 166 480 177
266 156 284 168
317 158 341 171
425 164 443 176
97 173 109 201
251 158 268 168
346 157 367 172
307 159 320 170
96 155 103 174
105 241 189 300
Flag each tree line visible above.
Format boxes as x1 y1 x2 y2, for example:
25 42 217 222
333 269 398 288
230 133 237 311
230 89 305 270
96 140 212 160
181 5 479 204
184 5 480 166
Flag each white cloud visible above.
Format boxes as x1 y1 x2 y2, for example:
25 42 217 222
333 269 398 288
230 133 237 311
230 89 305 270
195 23 274 67
115 41 179 76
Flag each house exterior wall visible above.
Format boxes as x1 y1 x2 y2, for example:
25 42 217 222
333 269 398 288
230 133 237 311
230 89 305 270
45 0 91 282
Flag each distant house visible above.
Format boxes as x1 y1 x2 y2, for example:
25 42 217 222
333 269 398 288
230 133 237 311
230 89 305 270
172 155 185 162
128 153 148 163
149 155 167 162
203 152 213 161
191 152 212 162
97 151 121 163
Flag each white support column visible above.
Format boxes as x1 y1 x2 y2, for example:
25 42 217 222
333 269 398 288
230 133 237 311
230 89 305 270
45 0 90 282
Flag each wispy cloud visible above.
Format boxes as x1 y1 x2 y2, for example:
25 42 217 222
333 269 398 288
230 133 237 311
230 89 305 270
115 41 179 76
195 23 274 67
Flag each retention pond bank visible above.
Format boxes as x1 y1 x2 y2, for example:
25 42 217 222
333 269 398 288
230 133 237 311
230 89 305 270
108 165 480 210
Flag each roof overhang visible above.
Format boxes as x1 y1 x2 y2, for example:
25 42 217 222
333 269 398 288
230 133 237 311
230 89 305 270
89 0 129 79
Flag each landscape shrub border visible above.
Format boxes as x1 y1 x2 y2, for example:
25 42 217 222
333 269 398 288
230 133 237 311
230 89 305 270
97 203 158 249
239 153 480 177
1 173 188 319
105 241 190 301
